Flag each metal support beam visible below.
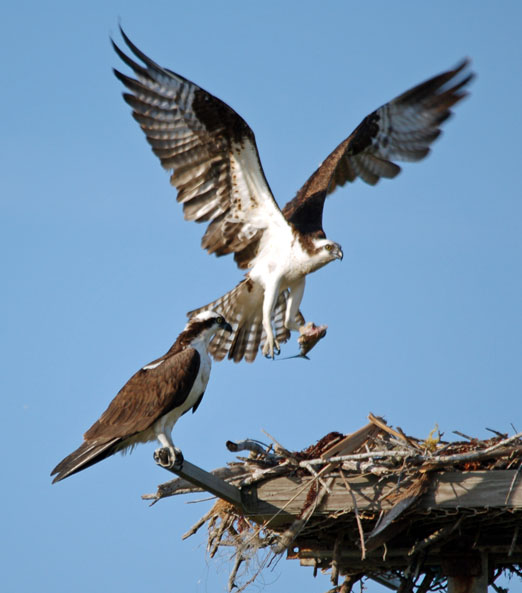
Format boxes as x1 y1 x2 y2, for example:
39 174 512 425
154 449 243 508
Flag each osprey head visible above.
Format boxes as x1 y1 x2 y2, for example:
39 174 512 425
307 238 343 273
187 310 233 335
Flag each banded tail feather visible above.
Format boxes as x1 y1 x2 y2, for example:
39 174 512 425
188 280 304 362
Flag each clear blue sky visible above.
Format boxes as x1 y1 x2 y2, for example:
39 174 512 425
3 2 521 592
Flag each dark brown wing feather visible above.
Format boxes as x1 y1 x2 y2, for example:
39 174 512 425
113 28 286 270
283 60 474 237
85 347 200 440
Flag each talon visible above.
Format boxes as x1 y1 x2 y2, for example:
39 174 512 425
262 337 276 359
154 446 184 470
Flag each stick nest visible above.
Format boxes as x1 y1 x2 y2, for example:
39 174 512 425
144 415 522 592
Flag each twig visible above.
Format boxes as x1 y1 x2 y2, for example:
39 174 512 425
505 463 522 504
186 495 219 504
397 427 423 450
238 462 335 553
302 461 333 493
182 508 214 540
486 427 508 438
341 574 363 593
273 476 335 554
239 462 291 486
369 413 420 450
509 565 522 579
227 553 243 592
261 429 298 461
230 548 275 593
485 432 522 452
416 572 435 593
324 574 363 593
365 474 431 552
341 460 394 475
508 523 519 557
300 450 421 467
422 445 522 469
208 516 229 558
453 430 474 441
408 516 464 556
270 450 345 553
339 471 366 560
396 558 417 593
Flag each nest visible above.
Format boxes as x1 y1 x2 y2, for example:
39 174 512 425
143 415 522 592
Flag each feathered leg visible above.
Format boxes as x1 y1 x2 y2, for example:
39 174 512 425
285 278 306 331
154 430 184 470
261 278 281 358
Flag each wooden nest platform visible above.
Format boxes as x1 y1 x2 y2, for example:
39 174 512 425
144 414 522 592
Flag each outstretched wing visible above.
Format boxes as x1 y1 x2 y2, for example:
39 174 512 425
283 60 474 237
113 28 290 270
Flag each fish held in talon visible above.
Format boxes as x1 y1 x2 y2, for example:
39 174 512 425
297 322 328 359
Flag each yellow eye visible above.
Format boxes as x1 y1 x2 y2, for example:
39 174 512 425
216 316 224 324
325 244 332 251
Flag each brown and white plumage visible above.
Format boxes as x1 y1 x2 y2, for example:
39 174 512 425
282 59 474 237
188 279 305 362
113 28 473 362
51 311 232 483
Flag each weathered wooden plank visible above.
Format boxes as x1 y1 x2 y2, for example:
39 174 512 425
248 471 522 519
424 471 522 508
320 421 381 459
253 474 394 517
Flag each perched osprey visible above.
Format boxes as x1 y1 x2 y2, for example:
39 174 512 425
51 311 232 483
113 29 473 362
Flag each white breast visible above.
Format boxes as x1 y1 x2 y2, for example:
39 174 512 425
155 342 211 439
250 232 312 289
184 343 211 410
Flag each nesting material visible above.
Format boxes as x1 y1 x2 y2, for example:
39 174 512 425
144 415 522 592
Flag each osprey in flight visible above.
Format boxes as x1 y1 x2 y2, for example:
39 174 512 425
113 29 473 362
51 311 232 483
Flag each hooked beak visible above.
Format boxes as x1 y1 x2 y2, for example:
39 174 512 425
222 321 233 333
336 247 344 261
